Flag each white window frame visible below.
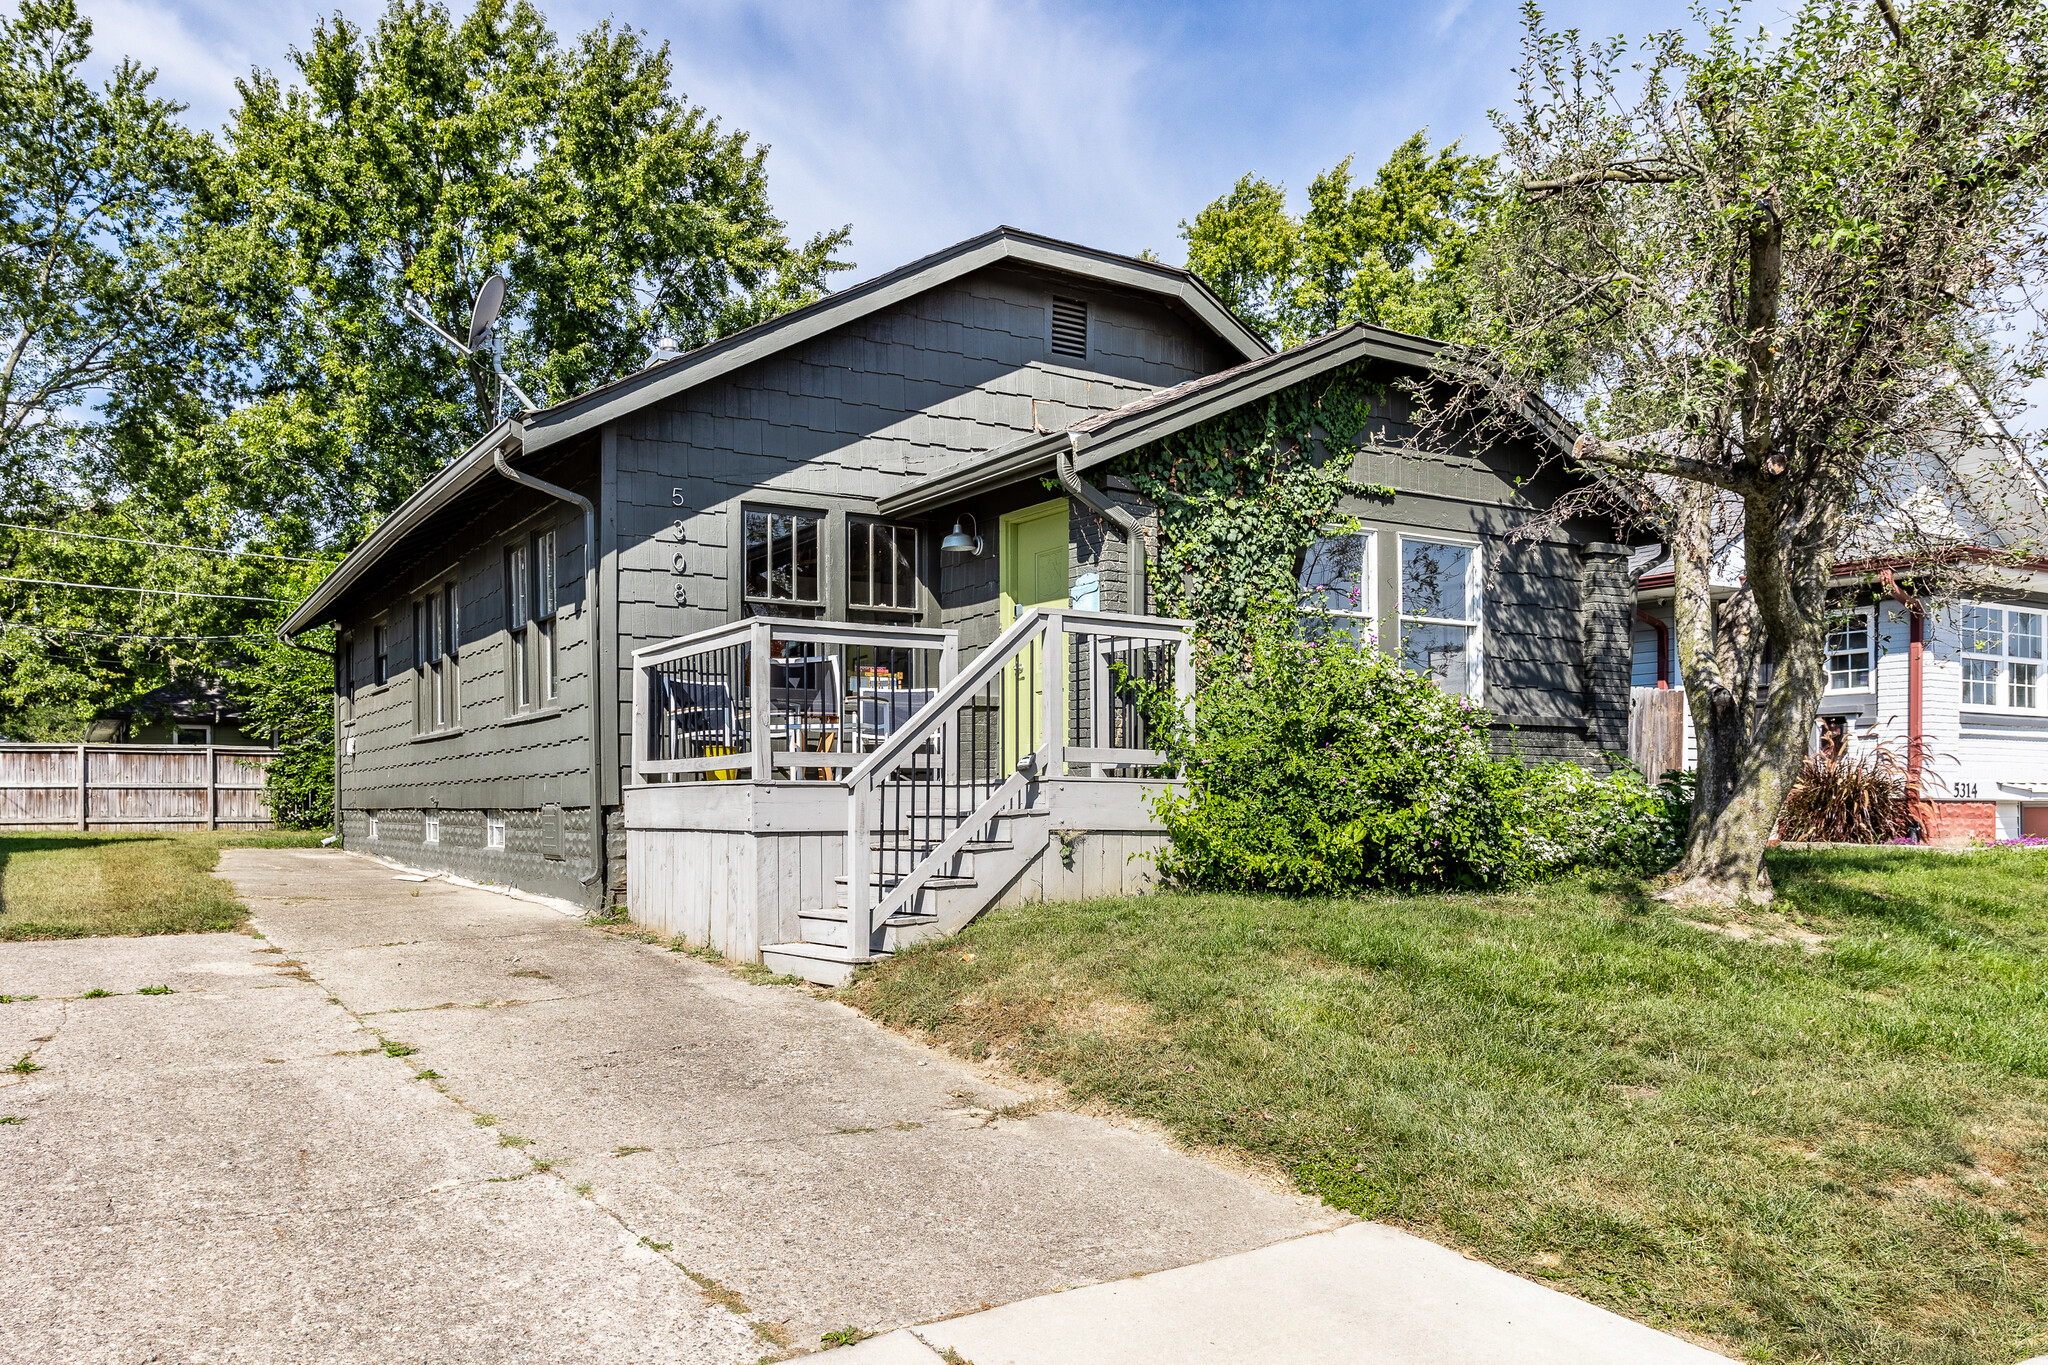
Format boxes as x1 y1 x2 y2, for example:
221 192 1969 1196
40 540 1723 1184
366 811 379 840
742 505 824 606
1297 530 1378 643
1824 608 1875 693
486 811 506 850
1959 601 2045 712
422 811 440 845
1398 533 1485 702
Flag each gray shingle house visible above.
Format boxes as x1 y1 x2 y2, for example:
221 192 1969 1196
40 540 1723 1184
282 227 1635 983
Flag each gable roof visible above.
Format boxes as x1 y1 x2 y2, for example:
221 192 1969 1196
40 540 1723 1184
283 228 1266 636
520 226 1270 456
879 321 1581 518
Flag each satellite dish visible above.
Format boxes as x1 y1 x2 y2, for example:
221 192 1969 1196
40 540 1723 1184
467 274 506 352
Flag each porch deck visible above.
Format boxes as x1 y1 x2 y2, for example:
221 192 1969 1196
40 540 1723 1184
625 608 1190 983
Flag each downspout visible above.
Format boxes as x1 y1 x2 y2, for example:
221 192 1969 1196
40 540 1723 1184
1882 568 1925 810
493 449 607 892
1634 609 1671 686
1057 434 1146 614
276 630 340 840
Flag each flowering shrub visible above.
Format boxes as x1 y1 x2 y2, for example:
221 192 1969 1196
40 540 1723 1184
1143 601 1688 893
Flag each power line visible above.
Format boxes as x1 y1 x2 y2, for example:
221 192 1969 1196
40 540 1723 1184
0 522 325 563
0 620 269 642
0 575 289 604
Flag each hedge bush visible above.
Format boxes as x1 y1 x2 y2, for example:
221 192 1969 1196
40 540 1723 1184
1143 602 1686 893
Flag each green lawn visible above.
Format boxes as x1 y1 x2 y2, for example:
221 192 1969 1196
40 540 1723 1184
0 831 330 940
841 849 2048 1365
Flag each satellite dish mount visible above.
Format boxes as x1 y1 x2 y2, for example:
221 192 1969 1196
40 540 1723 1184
402 271 536 413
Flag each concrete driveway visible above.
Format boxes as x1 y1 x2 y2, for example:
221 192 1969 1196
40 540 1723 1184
1 847 1340 1361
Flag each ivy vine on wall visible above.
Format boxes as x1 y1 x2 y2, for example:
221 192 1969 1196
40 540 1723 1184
1112 359 1396 647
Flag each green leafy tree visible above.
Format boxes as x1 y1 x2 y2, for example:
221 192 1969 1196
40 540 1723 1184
0 0 213 481
1440 1 2048 905
1181 133 1495 346
202 0 851 531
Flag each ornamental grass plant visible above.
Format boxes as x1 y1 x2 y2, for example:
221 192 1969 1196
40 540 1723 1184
1778 746 1919 844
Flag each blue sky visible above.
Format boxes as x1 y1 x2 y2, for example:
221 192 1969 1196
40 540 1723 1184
81 0 1651 282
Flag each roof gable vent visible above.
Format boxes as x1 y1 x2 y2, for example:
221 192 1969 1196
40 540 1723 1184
1050 296 1088 360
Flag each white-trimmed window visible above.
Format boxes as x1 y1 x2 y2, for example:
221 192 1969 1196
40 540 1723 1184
486 811 506 850
1298 532 1376 644
1961 603 2045 711
1399 536 1482 698
422 812 440 845
1825 610 1873 691
366 811 379 840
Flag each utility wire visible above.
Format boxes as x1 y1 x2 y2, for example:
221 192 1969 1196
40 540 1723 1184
0 522 325 563
0 576 289 604
0 621 269 641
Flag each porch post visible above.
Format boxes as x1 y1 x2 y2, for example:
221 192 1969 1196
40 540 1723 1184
1172 630 1195 774
845 783 871 961
1041 610 1064 778
629 650 650 785
749 619 772 784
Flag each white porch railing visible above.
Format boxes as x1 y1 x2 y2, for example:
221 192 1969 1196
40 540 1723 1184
630 618 959 783
836 608 1192 961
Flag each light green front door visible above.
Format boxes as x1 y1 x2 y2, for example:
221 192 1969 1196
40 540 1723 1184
1001 500 1069 768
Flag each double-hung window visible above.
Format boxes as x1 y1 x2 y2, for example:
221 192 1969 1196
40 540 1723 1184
849 519 919 610
1297 532 1375 644
373 624 390 686
414 582 458 733
533 529 558 701
505 542 530 710
1824 610 1873 691
743 507 821 607
505 530 560 711
1398 536 1482 698
1961 603 2044 711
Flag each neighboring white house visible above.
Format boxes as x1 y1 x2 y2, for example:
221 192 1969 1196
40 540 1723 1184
1630 399 2048 842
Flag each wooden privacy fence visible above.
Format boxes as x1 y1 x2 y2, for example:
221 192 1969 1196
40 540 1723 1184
1628 687 1688 781
0 744 278 831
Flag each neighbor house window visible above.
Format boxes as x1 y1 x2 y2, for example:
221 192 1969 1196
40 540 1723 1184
423 811 440 844
1399 536 1481 698
486 811 506 850
849 519 919 610
1825 610 1873 691
1297 532 1375 644
173 726 210 745
373 623 390 685
366 811 379 840
743 508 821 605
414 582 459 732
1961 603 2044 710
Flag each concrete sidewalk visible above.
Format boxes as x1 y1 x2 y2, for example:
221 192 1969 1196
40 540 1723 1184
837 1221 1732 1363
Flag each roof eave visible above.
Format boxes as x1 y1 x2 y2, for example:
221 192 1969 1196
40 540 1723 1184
880 324 1447 518
281 418 523 636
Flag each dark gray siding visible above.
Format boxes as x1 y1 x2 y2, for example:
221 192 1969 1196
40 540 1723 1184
329 454 606 903
606 262 1236 796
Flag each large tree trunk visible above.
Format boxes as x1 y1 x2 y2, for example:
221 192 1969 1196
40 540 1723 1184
1657 484 1834 907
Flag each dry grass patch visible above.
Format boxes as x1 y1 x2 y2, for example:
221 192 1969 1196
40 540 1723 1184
0 831 329 940
841 851 2048 1365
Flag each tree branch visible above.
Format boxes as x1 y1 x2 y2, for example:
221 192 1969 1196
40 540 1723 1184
1573 433 1755 493
1522 160 1690 196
